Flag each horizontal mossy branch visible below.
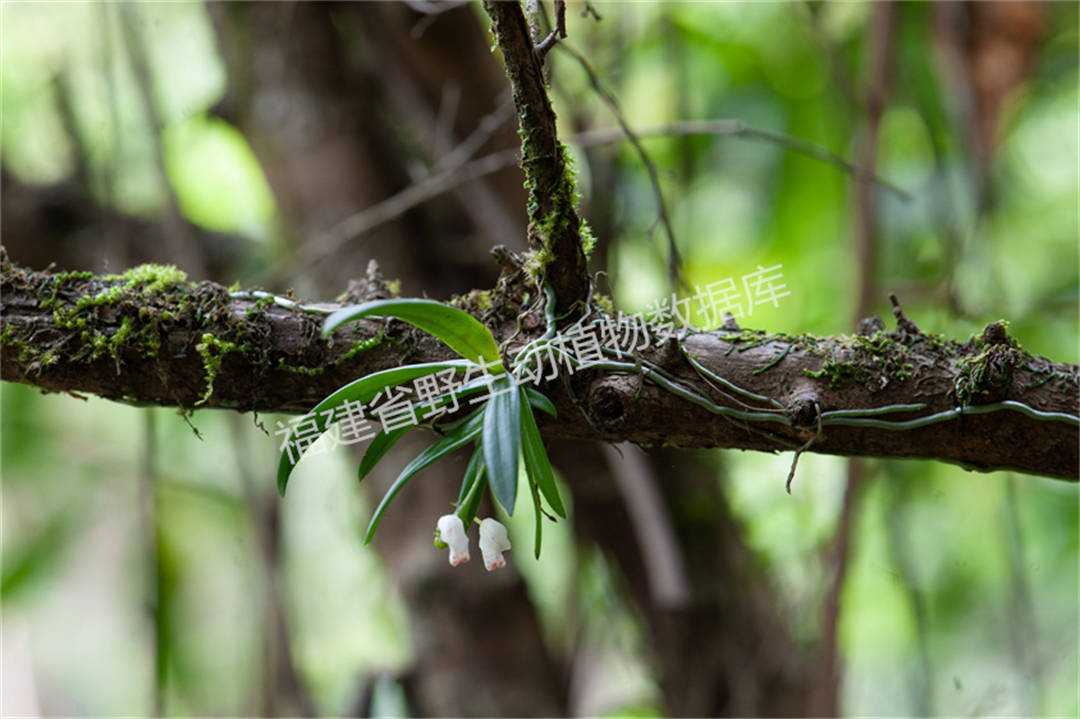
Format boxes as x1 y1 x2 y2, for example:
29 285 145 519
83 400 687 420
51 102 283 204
2 256 1077 480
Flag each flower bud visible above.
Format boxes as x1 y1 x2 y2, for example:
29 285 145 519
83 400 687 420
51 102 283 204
478 518 511 571
436 514 470 566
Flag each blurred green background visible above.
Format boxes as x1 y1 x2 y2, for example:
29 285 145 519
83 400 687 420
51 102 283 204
2 1 1077 716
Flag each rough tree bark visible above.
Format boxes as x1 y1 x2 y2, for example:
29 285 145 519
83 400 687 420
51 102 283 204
2 250 1076 480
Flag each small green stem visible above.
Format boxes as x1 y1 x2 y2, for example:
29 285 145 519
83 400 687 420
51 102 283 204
751 343 793 375
681 347 786 409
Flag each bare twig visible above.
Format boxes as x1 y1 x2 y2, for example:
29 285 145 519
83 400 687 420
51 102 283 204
572 121 911 201
264 115 910 285
258 99 515 286
558 43 685 291
785 401 822 494
404 0 471 39
535 0 567 59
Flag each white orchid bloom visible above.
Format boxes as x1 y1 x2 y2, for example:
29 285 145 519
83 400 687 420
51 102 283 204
436 514 470 566
478 518 512 571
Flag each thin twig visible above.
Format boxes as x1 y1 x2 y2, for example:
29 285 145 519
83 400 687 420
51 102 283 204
784 400 821 493
534 0 567 58
572 120 911 201
257 100 516 286
263 116 910 285
558 43 685 291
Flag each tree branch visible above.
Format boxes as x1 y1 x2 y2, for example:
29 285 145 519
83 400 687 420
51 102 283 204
483 0 589 316
3 255 1076 480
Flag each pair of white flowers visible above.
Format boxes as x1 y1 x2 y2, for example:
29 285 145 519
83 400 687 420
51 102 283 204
436 515 511 571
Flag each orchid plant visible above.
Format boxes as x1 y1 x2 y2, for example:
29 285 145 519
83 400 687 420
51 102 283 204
276 299 566 568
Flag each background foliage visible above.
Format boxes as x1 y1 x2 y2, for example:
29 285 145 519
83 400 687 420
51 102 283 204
2 1 1076 716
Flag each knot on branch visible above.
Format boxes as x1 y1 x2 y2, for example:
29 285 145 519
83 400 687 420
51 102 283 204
588 373 635 428
857 315 886 337
789 395 822 430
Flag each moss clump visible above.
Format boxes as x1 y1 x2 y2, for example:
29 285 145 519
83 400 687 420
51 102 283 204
1 323 59 373
580 217 598 259
592 293 615 313
245 294 275 318
522 248 554 281
953 343 1025 406
473 290 494 313
107 264 189 293
275 358 325 376
43 262 197 367
803 359 868 390
337 332 385 362
54 270 95 283
73 284 124 313
195 333 242 405
532 141 579 246
802 331 914 391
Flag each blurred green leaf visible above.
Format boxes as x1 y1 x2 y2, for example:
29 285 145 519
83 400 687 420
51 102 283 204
1 511 79 600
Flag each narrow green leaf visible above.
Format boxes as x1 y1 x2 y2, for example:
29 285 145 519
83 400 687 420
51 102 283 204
357 427 411 482
359 376 491 482
323 299 502 367
455 447 483 505
524 386 557 418
455 447 487 528
364 411 485 544
277 359 473 496
483 376 521 515
518 387 566 518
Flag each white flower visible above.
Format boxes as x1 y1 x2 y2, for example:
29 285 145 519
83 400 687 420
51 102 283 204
479 518 512 571
437 514 470 566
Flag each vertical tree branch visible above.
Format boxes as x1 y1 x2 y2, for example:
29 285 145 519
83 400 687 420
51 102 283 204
483 0 589 315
